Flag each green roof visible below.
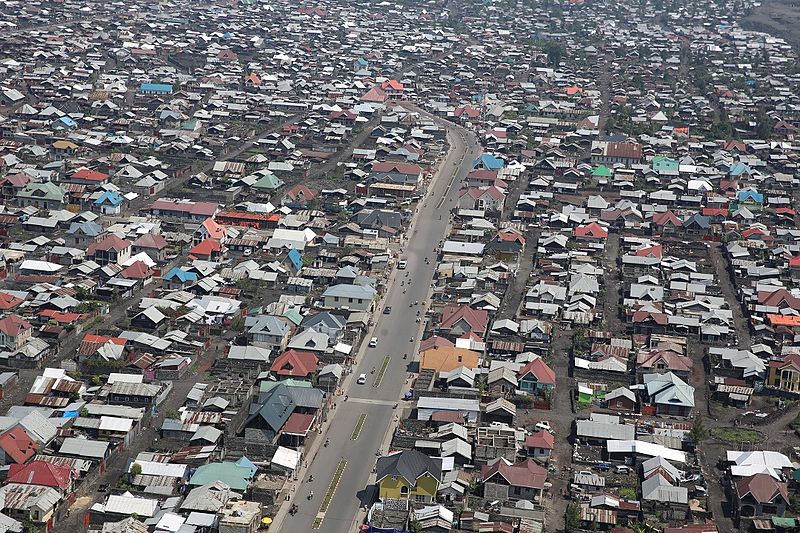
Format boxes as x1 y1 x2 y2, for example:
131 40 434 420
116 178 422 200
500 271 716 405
283 309 303 326
17 181 66 202
591 165 612 177
772 516 796 527
189 460 256 491
252 172 284 190
260 379 312 393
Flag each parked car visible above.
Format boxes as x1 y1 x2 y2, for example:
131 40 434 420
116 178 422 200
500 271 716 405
357 374 367 385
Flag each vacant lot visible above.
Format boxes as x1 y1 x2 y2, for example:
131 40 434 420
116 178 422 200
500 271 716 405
710 427 765 444
743 0 800 49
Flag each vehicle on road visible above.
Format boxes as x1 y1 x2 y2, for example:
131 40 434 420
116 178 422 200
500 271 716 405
535 421 554 434
368 337 377 347
398 260 407 269
384 306 391 314
357 374 367 384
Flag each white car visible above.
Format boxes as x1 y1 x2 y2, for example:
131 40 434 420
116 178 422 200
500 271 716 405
357 374 367 385
535 421 554 434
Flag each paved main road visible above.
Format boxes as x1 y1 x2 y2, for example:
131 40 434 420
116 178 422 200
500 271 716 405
278 111 481 533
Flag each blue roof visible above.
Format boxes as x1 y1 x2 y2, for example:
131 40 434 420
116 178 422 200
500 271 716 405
738 190 763 203
59 116 77 127
139 83 173 94
287 249 303 271
473 154 504 170
729 162 751 177
94 190 123 206
162 267 197 283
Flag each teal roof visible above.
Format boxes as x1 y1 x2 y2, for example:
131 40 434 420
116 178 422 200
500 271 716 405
260 378 312 393
189 459 256 491
17 182 66 202
283 309 303 326
252 172 284 190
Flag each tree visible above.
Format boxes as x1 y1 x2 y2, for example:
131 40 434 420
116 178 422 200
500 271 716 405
164 409 180 420
130 462 143 476
690 417 707 443
565 502 582 532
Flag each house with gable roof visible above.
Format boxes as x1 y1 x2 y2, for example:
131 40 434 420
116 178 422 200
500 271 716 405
376 450 441 503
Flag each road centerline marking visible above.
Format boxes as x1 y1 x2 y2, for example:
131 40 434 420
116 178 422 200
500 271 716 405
351 413 367 440
311 459 347 529
374 355 391 387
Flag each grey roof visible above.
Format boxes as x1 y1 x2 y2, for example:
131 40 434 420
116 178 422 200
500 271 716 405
248 383 323 431
180 481 238 512
641 474 688 503
245 315 289 337
191 426 223 444
227 345 271 362
322 284 377 300
301 311 347 331
575 419 636 441
318 363 343 380
376 450 442 487
60 437 110 459
109 381 161 398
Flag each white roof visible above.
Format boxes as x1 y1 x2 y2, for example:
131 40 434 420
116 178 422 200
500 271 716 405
130 459 187 478
101 492 158 517
606 440 686 463
107 373 143 384
20 260 62 272
727 450 792 470
154 512 185 532
271 446 301 470
99 416 133 433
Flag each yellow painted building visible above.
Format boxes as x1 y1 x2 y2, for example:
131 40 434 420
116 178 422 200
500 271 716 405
376 450 442 503
767 355 800 393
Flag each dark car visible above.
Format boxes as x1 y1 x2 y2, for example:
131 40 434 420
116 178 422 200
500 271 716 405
384 306 392 314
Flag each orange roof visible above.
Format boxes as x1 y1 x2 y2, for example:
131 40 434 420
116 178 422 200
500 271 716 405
767 314 800 327
190 238 223 257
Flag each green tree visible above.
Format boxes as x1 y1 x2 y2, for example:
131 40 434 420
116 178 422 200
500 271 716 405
565 502 582 532
690 417 707 443
130 462 143 476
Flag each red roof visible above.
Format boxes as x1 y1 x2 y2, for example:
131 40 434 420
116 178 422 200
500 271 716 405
652 211 683 227
87 234 131 254
518 357 556 386
789 256 800 268
481 458 547 489
0 427 37 464
574 222 608 239
633 244 662 259
8 460 75 489
150 199 218 217
372 162 422 176
270 349 319 377
757 289 800 310
524 430 555 450
734 473 788 504
38 310 84 324
200 218 226 240
132 233 168 250
0 292 23 310
361 86 387 103
189 238 223 258
72 168 109 182
380 79 404 91
284 184 317 202
120 261 152 280
282 413 315 436
441 305 488 335
0 314 32 337
419 336 454 352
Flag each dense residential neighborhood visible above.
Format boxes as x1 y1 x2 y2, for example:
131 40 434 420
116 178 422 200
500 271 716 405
0 0 800 532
